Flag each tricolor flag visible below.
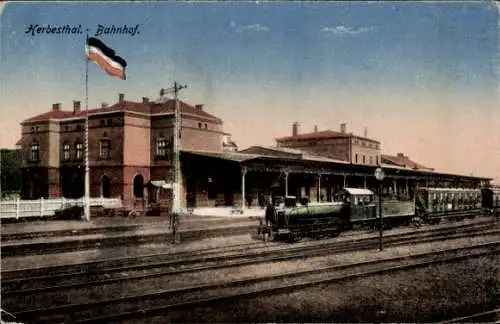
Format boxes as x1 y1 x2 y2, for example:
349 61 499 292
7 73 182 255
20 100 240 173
85 37 127 80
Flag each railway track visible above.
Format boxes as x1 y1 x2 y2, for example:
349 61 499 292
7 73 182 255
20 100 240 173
438 307 500 323
2 220 498 296
12 241 500 324
4 221 499 323
2 221 498 298
2 218 495 281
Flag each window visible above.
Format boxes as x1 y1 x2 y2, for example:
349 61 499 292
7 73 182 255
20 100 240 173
363 155 366 164
198 122 202 129
355 154 358 163
156 138 167 158
101 120 106 126
30 141 39 161
63 142 70 161
204 123 208 130
106 118 112 126
76 142 83 160
369 156 373 165
99 139 111 158
376 156 379 165
76 124 83 131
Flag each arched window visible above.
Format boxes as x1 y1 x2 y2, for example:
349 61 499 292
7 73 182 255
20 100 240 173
30 141 39 161
133 174 144 198
102 175 111 198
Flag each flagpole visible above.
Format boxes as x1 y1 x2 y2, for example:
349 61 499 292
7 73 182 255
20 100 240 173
84 35 90 221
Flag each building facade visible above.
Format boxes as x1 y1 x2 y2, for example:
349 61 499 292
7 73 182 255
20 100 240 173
18 94 227 202
275 122 381 166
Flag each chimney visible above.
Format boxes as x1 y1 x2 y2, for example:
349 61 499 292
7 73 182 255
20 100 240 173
292 122 300 136
118 93 124 103
195 104 204 110
314 125 318 133
364 127 367 138
340 123 346 133
52 103 61 112
101 102 108 108
73 101 81 113
142 97 149 104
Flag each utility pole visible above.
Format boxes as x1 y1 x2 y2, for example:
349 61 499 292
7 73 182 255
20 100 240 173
375 167 385 251
160 81 187 244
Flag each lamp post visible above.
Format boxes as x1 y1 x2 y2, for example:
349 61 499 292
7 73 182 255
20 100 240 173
160 81 187 244
375 167 385 251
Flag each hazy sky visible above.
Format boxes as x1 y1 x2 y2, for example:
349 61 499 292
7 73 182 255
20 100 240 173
0 2 498 180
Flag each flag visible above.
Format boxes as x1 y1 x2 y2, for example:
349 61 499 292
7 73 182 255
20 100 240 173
85 37 127 80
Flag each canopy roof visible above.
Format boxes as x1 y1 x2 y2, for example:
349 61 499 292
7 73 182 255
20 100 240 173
343 187 374 196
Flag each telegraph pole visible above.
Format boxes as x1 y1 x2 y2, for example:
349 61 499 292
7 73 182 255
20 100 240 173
375 167 385 251
160 81 187 243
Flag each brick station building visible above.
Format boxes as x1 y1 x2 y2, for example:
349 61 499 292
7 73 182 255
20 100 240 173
17 94 225 202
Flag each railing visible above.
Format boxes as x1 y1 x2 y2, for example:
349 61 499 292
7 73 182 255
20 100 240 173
0 197 122 219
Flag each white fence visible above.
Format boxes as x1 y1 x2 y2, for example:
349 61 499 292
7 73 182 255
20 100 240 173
0 197 122 219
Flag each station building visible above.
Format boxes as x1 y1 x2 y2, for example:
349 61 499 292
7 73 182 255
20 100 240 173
17 94 225 203
17 95 492 209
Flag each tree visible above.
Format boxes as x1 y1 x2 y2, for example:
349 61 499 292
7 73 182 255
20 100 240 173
1 149 22 197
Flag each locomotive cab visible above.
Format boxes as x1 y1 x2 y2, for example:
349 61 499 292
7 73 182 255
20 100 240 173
339 188 377 223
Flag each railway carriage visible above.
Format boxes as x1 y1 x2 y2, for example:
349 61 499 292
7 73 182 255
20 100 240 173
259 186 493 242
482 187 500 216
416 188 483 223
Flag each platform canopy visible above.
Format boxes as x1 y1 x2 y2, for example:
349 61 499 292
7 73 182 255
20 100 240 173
144 180 172 189
343 187 374 196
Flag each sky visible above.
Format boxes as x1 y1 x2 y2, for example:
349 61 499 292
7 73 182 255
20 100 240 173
0 1 499 181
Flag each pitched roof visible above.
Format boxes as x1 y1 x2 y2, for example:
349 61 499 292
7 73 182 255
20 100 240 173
181 149 259 162
15 138 24 146
23 110 87 123
239 146 349 164
276 129 380 143
149 100 222 123
276 130 348 142
21 99 222 124
382 154 433 171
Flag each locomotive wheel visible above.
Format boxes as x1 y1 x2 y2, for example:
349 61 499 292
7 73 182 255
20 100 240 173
327 224 342 238
411 216 423 228
429 217 441 225
288 232 303 243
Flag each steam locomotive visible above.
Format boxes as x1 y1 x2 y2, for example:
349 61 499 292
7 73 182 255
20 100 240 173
258 186 500 242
